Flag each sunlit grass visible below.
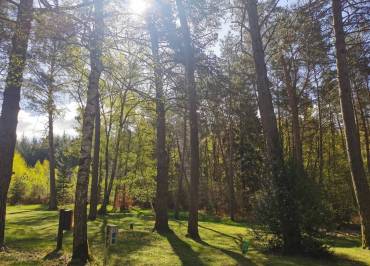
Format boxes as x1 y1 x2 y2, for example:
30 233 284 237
0 205 369 265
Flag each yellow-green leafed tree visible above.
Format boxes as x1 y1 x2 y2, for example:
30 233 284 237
9 152 49 204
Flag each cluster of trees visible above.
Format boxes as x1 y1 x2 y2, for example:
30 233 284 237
12 136 78 206
0 0 369 262
9 152 50 205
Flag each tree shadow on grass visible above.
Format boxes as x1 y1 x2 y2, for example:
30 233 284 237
332 254 369 266
325 235 361 248
44 249 64 260
196 239 257 266
88 215 158 265
160 231 205 266
8 213 58 226
7 205 49 214
198 224 241 241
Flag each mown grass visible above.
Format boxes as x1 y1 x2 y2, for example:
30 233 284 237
0 204 369 265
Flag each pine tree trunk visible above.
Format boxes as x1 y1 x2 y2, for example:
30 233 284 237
336 113 358 206
0 0 33 249
149 17 170 233
246 0 301 253
89 96 101 221
281 56 303 171
314 70 323 184
355 87 370 174
332 0 370 249
48 105 57 210
72 0 104 262
175 118 187 220
227 131 237 221
176 0 201 240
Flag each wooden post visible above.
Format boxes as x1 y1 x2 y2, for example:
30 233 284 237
56 211 64 250
56 209 73 250
104 224 118 266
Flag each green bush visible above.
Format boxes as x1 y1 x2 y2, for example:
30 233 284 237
254 159 333 256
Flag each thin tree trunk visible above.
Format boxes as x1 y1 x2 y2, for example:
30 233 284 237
72 0 104 262
246 0 301 253
89 96 101 220
217 132 236 221
175 117 187 219
336 112 358 205
48 103 57 210
226 64 237 220
355 87 370 174
112 184 120 211
281 56 303 171
101 104 112 212
47 45 58 211
149 16 170 233
332 0 370 249
0 0 33 249
119 130 132 212
314 70 323 184
99 92 127 214
176 0 201 240
97 158 103 204
212 136 219 215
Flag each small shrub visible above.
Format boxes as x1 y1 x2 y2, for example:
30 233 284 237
9 176 27 205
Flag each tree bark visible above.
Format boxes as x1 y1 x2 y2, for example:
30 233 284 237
149 16 170 233
176 0 201 240
72 0 104 262
332 0 370 249
246 0 301 253
48 99 57 210
0 0 33 249
88 96 101 220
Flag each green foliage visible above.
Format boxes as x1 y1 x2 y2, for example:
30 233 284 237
125 117 156 205
56 151 74 207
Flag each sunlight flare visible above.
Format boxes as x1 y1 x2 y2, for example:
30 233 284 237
129 0 152 15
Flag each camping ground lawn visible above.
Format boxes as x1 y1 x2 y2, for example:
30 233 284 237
0 205 369 265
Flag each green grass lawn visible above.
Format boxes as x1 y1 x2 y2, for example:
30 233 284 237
0 205 369 265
